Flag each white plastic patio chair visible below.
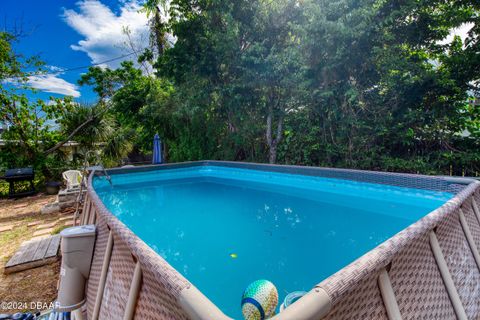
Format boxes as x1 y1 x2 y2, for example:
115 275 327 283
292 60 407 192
62 170 83 191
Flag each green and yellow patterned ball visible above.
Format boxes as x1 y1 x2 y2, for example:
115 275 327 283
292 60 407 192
241 280 278 320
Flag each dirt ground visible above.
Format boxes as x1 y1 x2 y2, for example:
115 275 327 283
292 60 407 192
0 194 74 314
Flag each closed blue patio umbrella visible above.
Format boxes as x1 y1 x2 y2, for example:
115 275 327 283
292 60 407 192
152 134 163 164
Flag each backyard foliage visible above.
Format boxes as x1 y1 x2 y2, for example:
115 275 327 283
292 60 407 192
0 32 131 182
1 0 479 182
146 0 479 174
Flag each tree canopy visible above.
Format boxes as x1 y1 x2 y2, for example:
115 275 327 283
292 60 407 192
149 0 479 174
1 0 479 182
0 32 131 180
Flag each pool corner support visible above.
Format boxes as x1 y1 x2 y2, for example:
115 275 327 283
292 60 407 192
178 284 333 320
178 285 233 320
270 287 332 320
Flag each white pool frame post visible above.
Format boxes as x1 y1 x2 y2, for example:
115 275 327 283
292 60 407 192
472 198 480 224
91 230 114 320
378 268 402 320
88 207 96 225
81 199 91 226
459 208 480 271
429 231 468 320
71 309 84 320
123 261 143 320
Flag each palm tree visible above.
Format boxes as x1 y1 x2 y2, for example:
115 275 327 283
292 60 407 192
58 103 134 166
141 0 169 56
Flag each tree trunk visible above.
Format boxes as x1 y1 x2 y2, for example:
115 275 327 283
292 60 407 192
269 145 277 164
266 103 284 164
154 11 165 55
43 116 95 155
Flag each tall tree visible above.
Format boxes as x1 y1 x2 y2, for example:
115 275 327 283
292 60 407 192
141 0 169 57
158 0 306 163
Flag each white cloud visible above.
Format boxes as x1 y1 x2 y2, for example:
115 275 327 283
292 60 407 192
438 23 474 45
62 0 150 69
3 65 79 97
47 65 65 72
28 74 81 97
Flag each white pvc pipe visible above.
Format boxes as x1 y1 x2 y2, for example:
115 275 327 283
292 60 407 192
429 231 468 320
472 198 480 225
82 200 91 226
74 194 87 227
459 209 480 271
72 308 84 320
88 207 96 225
123 261 142 320
80 202 86 225
378 268 402 320
91 231 114 320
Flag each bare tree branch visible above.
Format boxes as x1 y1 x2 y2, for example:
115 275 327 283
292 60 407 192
43 116 95 155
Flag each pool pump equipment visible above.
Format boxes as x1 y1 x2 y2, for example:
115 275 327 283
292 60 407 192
56 225 96 312
279 291 307 312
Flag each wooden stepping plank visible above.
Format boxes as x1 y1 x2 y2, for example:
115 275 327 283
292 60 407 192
0 225 14 233
46 235 61 257
38 200 52 205
13 203 28 209
27 221 42 227
5 235 61 274
33 227 55 237
36 221 57 230
32 237 51 261
6 245 28 267
21 240 41 263
6 241 38 268
58 216 74 222
28 235 50 242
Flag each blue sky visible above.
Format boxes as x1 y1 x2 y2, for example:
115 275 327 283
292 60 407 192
1 0 150 103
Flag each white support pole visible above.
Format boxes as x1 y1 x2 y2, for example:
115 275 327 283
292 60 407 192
459 209 480 270
72 308 85 320
378 268 402 320
123 261 142 320
472 198 480 226
91 231 114 320
429 231 468 320
81 200 90 226
88 207 96 225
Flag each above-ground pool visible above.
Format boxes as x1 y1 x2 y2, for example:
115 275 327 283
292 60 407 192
93 164 454 318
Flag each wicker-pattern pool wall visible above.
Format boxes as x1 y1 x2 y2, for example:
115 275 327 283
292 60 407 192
82 161 480 319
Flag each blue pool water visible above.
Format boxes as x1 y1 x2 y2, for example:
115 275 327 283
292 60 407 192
94 166 453 318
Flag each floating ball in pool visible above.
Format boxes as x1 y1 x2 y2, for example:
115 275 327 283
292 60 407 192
241 279 278 320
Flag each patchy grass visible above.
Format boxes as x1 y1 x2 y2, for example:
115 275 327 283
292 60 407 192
0 194 74 314
0 225 29 263
0 194 56 224
0 225 27 244
52 225 68 235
